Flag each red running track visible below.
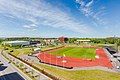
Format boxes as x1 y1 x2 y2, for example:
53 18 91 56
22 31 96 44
37 48 112 68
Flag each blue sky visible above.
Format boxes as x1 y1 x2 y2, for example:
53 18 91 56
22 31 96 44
0 0 120 38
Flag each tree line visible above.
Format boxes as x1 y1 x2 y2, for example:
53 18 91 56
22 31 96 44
1 37 120 46
68 37 120 46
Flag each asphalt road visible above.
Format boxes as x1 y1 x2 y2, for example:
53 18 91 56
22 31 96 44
0 50 32 80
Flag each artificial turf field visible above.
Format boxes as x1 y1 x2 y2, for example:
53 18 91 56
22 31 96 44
49 47 96 59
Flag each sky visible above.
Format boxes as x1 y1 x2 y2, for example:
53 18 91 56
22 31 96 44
0 0 120 38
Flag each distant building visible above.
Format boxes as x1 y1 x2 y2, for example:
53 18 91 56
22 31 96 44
30 41 40 45
34 48 41 54
76 40 91 44
43 39 58 45
2 41 30 46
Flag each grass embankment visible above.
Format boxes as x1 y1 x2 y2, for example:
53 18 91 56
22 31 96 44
50 47 96 59
34 63 120 80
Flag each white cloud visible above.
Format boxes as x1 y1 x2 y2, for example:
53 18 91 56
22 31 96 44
75 0 107 25
86 0 94 7
0 0 93 34
23 24 37 31
23 25 35 29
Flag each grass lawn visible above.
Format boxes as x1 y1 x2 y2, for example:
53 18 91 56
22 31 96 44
0 44 63 56
5 47 32 56
34 63 120 80
50 47 96 59
12 48 32 56
41 45 63 51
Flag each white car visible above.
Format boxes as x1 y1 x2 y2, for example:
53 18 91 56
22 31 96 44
117 66 120 69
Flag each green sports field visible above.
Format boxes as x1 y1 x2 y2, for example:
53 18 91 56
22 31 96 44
50 47 96 59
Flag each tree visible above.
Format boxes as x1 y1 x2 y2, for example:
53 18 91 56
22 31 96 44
0 39 3 44
68 38 77 43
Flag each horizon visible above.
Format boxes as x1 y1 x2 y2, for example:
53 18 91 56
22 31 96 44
0 36 120 38
0 0 120 37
